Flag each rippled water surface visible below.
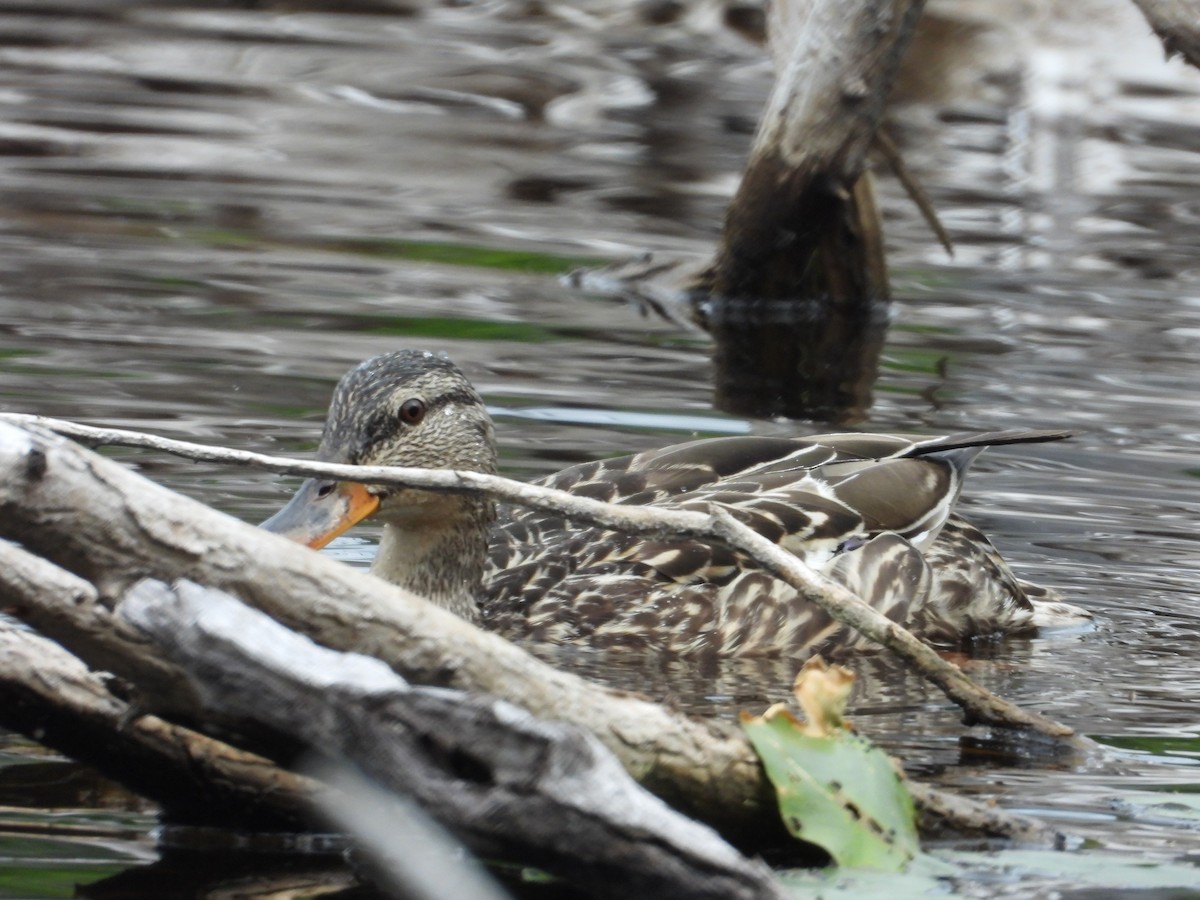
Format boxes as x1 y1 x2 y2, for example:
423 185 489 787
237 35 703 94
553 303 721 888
2 1 1200 896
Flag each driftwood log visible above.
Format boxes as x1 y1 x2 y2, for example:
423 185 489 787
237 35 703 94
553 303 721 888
705 0 923 300
573 3 933 420
0 616 321 831
0 573 785 896
0 418 1073 844
0 545 789 895
116 578 788 900
692 1 924 420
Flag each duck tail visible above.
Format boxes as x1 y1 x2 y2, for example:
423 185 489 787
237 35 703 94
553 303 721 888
905 429 1074 459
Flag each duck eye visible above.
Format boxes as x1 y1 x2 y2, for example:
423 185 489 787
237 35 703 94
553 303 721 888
399 397 427 425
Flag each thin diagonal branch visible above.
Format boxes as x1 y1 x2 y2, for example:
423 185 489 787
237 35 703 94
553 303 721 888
0 413 1078 740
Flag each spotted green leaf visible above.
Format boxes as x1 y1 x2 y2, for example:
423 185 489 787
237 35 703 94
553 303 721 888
741 702 918 870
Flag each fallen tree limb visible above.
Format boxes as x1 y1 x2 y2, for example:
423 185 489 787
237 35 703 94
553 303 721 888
0 538 201 716
0 618 321 830
118 578 788 900
0 419 1073 844
0 413 1078 740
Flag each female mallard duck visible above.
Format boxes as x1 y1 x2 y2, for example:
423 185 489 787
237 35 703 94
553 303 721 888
262 350 1086 657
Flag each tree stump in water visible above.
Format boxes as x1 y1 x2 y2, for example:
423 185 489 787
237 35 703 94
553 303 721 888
696 0 924 421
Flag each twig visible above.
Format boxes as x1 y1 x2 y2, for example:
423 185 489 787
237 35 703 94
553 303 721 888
875 129 954 256
0 413 1077 740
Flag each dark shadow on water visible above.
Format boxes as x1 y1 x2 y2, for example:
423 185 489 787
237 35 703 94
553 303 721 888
703 293 890 423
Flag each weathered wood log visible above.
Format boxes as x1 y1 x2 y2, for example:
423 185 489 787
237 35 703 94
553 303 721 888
703 0 923 300
1131 0 1200 69
689 1 924 419
0 419 1072 844
116 578 788 900
0 618 321 830
0 538 202 717
0 559 785 894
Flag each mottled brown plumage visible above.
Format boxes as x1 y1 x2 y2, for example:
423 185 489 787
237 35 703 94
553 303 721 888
263 350 1088 657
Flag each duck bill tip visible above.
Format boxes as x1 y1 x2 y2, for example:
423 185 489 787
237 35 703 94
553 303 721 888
260 479 380 549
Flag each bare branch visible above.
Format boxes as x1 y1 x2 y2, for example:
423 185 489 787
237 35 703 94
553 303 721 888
874 129 953 256
0 414 1078 739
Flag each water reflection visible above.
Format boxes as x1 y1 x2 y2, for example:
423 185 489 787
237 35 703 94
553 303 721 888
705 293 889 422
2 0 1200 895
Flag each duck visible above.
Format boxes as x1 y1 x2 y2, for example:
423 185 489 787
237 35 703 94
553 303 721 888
261 349 1087 657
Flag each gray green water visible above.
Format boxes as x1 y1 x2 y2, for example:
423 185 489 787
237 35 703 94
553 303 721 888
2 1 1200 896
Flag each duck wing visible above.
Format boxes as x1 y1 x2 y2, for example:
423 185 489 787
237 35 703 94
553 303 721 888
483 430 1072 656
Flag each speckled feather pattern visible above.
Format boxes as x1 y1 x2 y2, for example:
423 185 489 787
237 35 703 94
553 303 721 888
481 433 1051 656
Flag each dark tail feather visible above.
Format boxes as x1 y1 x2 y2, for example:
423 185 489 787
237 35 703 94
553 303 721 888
905 429 1074 459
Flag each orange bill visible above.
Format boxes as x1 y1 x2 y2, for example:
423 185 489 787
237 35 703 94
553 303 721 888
260 478 380 549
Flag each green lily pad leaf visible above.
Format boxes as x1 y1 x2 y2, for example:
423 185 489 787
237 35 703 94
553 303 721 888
741 660 918 871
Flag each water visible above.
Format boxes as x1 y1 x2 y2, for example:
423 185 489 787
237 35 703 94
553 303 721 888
2 0 1200 895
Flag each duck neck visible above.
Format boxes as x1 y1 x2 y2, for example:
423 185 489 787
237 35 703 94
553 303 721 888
370 494 496 623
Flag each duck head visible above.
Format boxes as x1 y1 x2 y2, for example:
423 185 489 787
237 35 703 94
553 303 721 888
261 350 498 618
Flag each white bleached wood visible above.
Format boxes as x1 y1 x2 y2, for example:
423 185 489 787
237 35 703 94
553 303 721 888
118 578 788 900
